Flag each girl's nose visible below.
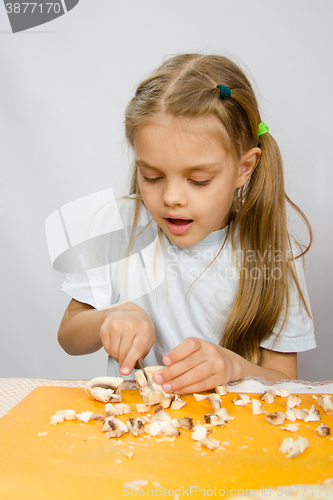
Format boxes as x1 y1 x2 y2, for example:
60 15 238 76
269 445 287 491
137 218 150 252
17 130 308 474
162 180 187 207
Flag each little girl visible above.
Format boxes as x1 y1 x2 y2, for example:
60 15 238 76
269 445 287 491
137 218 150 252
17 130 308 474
58 53 315 394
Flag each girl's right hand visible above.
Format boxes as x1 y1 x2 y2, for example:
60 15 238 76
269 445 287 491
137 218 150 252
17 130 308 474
99 302 155 376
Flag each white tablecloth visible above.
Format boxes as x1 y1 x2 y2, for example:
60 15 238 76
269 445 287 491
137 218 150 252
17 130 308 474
1 376 332 419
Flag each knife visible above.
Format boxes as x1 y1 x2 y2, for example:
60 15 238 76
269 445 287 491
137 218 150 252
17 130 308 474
137 359 154 391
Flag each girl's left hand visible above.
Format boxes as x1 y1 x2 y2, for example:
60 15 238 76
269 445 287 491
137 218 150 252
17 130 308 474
153 337 239 394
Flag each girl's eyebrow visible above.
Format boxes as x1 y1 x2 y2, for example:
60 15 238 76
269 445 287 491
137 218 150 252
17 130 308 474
135 160 220 172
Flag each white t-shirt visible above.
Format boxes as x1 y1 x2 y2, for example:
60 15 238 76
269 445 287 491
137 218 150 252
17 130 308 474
60 196 316 377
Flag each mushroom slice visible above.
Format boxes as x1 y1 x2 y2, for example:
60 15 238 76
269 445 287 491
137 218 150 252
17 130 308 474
280 424 299 432
172 417 181 428
127 417 145 437
286 394 302 409
317 395 333 414
260 391 275 404
179 417 193 430
279 437 294 454
85 376 123 403
151 405 173 423
215 385 227 396
193 393 210 401
293 408 307 420
204 414 225 426
232 394 251 406
91 414 104 421
170 396 186 410
135 366 170 405
315 423 330 437
199 438 220 450
274 389 289 398
191 424 207 441
105 403 131 416
252 399 266 415
105 417 129 438
136 404 151 414
286 437 310 458
304 405 321 422
49 414 65 425
144 420 162 437
265 412 285 425
215 407 234 422
55 409 76 420
210 399 222 413
160 397 172 409
76 411 94 423
285 409 297 422
159 421 180 437
238 394 251 404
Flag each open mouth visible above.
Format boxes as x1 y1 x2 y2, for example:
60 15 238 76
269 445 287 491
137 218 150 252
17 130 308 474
164 217 194 235
167 218 193 225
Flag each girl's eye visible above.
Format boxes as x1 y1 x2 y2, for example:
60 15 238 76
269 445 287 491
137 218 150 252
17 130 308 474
142 176 162 183
190 179 211 186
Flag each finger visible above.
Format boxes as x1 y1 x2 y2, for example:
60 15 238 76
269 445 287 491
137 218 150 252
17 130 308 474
163 337 202 365
173 374 223 395
154 346 205 386
120 334 152 376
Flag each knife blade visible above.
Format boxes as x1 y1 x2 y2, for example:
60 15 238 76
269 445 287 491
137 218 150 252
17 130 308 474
137 360 154 391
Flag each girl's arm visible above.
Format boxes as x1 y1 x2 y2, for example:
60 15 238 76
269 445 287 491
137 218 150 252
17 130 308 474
58 299 155 374
153 338 297 395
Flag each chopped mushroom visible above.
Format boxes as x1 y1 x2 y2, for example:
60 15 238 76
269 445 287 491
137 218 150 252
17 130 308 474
191 424 207 441
274 389 289 398
315 423 330 437
215 386 227 396
317 395 333 414
286 437 310 458
199 438 220 450
279 437 294 454
170 396 186 410
85 377 123 403
293 409 307 420
280 424 299 432
127 417 145 437
260 391 275 404
105 403 131 416
135 366 170 405
210 399 222 413
203 414 225 426
179 417 193 430
286 394 302 409
105 417 129 438
55 409 76 420
265 412 285 425
193 393 210 401
76 411 94 423
136 404 151 413
304 405 321 422
285 409 297 422
279 436 310 458
215 407 234 422
49 414 65 425
252 399 266 415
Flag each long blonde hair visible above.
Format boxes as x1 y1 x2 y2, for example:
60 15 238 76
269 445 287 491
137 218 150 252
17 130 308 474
124 53 312 364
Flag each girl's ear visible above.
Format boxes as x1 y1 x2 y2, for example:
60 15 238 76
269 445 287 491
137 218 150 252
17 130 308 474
236 147 261 188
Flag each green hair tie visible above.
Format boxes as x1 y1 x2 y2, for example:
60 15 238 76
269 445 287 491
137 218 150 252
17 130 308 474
216 84 231 100
258 121 269 136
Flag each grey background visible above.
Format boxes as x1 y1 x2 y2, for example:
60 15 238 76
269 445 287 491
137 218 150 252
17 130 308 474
0 0 332 381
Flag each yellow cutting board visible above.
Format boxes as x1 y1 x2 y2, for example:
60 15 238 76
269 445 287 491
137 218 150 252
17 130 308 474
0 387 332 500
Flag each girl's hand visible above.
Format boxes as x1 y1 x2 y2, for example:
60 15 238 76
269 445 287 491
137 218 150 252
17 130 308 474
153 337 238 394
99 302 155 376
